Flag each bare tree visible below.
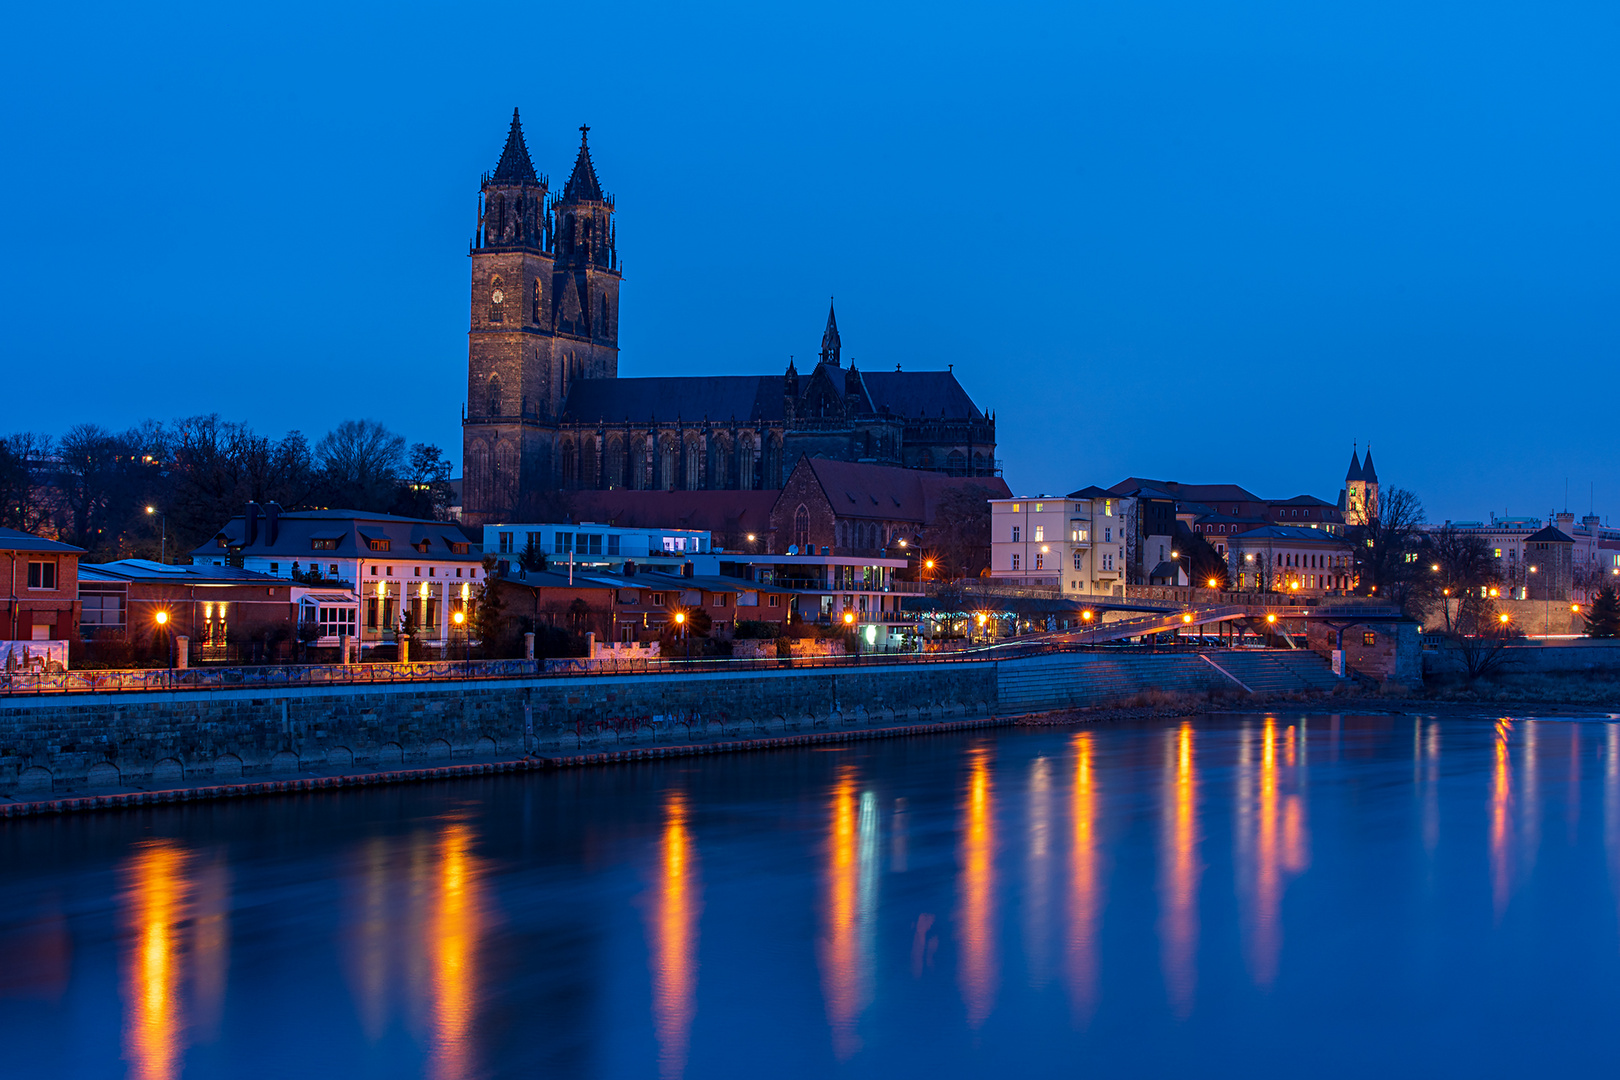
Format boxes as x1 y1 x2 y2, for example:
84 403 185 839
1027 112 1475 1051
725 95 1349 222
923 484 995 579
1425 525 1500 632
316 420 405 511
1356 486 1426 610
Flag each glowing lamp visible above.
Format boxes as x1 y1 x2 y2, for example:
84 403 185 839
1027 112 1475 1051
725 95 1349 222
453 610 465 626
1207 577 1218 588
674 612 686 625
154 610 169 626
1182 614 1193 624
1081 610 1093 622
1499 613 1511 624
1266 613 1277 624
844 611 856 625
1572 604 1581 613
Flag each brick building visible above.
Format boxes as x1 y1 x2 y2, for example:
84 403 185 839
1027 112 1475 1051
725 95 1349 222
460 111 997 522
769 456 1011 559
0 527 82 647
77 560 310 660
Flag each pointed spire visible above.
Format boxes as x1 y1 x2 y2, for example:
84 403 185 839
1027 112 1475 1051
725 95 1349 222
1345 444 1364 482
819 297 841 366
561 123 604 202
491 108 540 185
1361 446 1378 483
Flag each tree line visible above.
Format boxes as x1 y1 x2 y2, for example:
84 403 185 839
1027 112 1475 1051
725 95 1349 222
0 417 455 560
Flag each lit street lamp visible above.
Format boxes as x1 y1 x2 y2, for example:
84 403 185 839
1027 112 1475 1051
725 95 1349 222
154 609 174 676
146 506 166 564
452 608 468 662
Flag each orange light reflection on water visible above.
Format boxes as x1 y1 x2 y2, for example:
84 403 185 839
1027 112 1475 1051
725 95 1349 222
958 746 999 1028
650 791 702 1080
426 822 485 1080
1238 719 1309 989
1490 720 1514 920
121 841 188 1080
820 767 878 1059
1159 723 1200 1017
1065 732 1101 1026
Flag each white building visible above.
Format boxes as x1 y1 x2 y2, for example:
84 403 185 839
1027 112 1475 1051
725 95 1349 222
483 522 711 569
989 488 1132 598
193 505 483 652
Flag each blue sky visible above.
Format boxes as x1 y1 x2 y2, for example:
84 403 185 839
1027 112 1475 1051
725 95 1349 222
2 1 1616 522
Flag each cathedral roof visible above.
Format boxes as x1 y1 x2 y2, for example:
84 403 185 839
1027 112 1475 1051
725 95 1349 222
562 376 786 423
1360 448 1378 483
490 108 540 186
860 370 984 420
561 124 605 202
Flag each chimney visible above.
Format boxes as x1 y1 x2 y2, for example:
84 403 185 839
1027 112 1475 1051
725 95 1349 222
244 502 261 546
264 502 282 544
623 560 637 576
682 561 694 578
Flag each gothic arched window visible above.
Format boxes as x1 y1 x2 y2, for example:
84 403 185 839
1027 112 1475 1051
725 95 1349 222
560 441 577 489
486 375 503 417
532 279 542 323
794 505 810 552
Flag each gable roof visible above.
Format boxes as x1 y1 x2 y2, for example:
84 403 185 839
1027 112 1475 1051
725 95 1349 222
1231 525 1351 544
860 370 984 419
78 560 290 586
1108 478 1263 504
0 527 83 554
1269 494 1338 508
1066 485 1115 499
793 457 1011 523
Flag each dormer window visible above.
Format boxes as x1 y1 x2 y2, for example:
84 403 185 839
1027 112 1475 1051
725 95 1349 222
312 538 339 551
368 539 391 552
216 535 230 548
448 542 469 555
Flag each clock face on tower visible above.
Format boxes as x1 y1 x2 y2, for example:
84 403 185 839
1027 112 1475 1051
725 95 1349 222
491 289 505 304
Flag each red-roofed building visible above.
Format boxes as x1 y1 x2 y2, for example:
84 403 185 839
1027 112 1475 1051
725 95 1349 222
770 456 1011 560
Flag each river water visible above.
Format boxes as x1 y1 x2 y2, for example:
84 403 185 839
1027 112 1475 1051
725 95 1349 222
4 713 1619 1078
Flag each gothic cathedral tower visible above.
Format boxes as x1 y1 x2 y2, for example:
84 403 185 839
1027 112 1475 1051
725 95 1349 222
462 113 621 523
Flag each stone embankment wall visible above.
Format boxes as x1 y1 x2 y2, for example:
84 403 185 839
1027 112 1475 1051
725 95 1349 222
1423 638 1620 677
0 662 996 790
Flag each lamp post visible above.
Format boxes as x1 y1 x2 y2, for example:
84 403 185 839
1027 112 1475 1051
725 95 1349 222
1082 608 1094 646
155 609 173 682
146 506 166 564
674 610 688 662
452 608 467 663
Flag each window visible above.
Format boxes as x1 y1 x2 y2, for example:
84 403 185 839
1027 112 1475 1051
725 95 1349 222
1104 500 1112 516
651 592 666 606
1011 503 1021 512
499 533 514 554
793 505 810 551
26 561 56 589
269 562 280 574
414 567 422 576
456 568 463 577
1035 554 1044 570
577 533 603 555
554 531 572 554
1011 526 1020 542
608 534 621 556
1034 502 1044 512
769 594 780 607
1034 526 1045 542
329 564 339 575
386 566 393 576
1073 550 1083 570
429 567 435 577
368 538 390 552
1363 631 1377 647
1104 528 1112 543
312 538 338 551
1011 553 1020 570
370 565 378 575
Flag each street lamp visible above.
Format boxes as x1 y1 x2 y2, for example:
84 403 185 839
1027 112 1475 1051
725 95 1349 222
146 506 166 564
674 610 689 661
452 608 468 662
154 609 174 674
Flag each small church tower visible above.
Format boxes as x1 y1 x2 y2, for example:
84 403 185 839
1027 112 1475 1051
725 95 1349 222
1341 445 1380 526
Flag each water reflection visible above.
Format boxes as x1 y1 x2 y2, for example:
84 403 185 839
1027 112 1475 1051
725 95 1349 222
1159 723 1201 1017
1608 725 1620 939
1065 732 1102 1026
121 840 233 1080
1235 719 1309 988
959 746 999 1028
339 821 491 1078
1491 720 1514 919
1024 756 1053 990
1422 721 1441 854
820 768 878 1059
427 822 485 1080
649 790 702 1080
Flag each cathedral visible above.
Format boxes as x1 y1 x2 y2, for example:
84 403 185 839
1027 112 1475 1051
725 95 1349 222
461 111 999 525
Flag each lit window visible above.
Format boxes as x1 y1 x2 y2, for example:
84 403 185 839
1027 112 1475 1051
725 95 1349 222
1034 554 1044 570
1034 525 1045 542
1011 554 1020 570
1034 502 1043 512
1011 503 1021 512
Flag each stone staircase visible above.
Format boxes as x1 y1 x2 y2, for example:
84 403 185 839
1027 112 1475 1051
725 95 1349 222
1202 649 1343 694
997 652 1227 710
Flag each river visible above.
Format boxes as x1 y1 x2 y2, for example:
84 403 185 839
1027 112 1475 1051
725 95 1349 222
3 712 1618 1078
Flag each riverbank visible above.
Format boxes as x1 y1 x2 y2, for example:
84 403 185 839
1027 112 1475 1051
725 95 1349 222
0 714 1019 818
